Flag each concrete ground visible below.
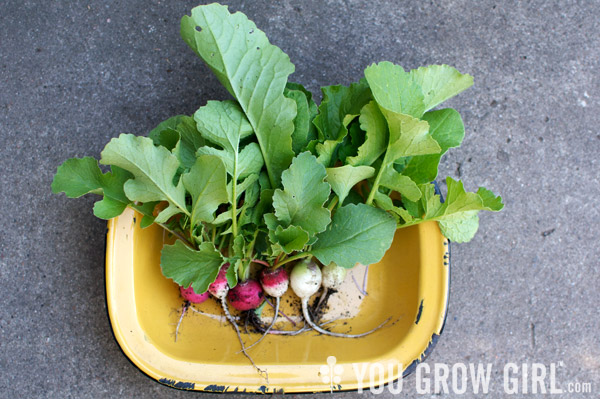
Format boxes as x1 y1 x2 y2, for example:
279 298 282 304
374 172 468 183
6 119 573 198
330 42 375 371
1 0 598 397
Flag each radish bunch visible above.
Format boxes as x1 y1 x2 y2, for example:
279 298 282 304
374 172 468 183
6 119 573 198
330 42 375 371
52 2 503 381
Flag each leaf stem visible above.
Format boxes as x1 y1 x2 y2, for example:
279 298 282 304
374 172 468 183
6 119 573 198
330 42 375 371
251 259 271 267
231 159 238 237
129 203 195 248
157 222 195 249
218 233 228 253
366 153 390 205
273 252 311 268
327 196 339 211
245 230 259 257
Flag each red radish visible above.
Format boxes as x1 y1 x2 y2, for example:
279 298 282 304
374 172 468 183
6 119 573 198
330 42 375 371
290 258 389 338
208 263 230 299
179 285 210 303
174 285 210 342
245 267 289 351
227 279 264 311
260 267 289 297
206 263 266 378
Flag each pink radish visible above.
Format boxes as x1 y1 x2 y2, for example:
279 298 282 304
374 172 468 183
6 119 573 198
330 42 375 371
260 267 289 297
208 263 267 378
208 263 230 299
227 279 264 311
174 285 210 342
180 285 210 303
245 267 289 351
290 259 389 338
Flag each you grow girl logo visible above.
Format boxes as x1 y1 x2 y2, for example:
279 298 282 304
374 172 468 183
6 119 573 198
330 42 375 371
318 356 403 393
320 356 343 391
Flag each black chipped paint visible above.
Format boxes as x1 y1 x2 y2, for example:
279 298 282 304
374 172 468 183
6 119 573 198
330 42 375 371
158 378 195 390
415 299 424 324
204 384 226 392
402 333 441 377
257 385 267 394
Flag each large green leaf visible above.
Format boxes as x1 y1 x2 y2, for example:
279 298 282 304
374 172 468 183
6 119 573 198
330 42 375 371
313 80 372 142
197 143 262 181
181 3 295 187
288 82 318 149
311 80 372 166
195 100 263 180
382 109 441 160
373 191 414 224
366 110 440 204
269 225 310 254
401 177 504 243
409 65 473 112
346 101 387 167
149 115 205 169
325 165 375 205
100 134 189 222
379 168 421 202
272 152 331 237
311 203 396 268
194 100 264 236
285 83 318 154
51 157 133 220
195 101 252 152
400 108 465 184
182 155 228 228
364 62 425 118
160 241 225 294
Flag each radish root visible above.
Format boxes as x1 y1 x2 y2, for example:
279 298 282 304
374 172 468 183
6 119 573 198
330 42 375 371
352 274 367 296
362 264 370 294
313 287 329 316
252 316 341 336
301 298 390 338
244 297 280 352
265 297 296 326
189 306 241 322
174 301 190 342
220 298 268 382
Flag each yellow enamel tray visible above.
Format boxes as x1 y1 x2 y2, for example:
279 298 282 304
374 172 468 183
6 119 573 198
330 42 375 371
106 208 450 393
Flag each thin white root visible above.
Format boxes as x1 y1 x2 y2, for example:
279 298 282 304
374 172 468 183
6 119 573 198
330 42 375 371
174 302 189 342
243 297 280 352
352 274 367 296
221 298 269 382
265 297 296 326
189 306 241 322
314 287 329 314
362 264 370 295
301 298 390 338
265 317 341 336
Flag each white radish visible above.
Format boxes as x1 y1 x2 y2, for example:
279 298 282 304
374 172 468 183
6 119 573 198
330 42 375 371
291 259 389 338
315 262 347 312
322 262 347 289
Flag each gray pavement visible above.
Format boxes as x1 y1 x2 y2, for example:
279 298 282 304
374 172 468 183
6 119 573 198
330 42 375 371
1 0 598 398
